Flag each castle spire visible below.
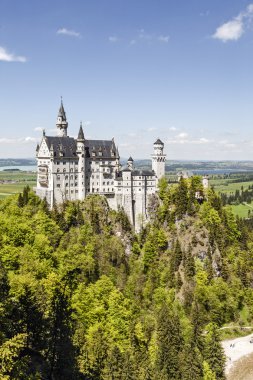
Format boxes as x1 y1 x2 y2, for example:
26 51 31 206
56 98 68 137
77 121 85 141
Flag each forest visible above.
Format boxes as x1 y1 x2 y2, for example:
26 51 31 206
1 177 253 379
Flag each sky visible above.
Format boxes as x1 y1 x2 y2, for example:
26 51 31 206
0 0 253 160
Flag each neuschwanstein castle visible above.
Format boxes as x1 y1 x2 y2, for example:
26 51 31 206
35 101 166 230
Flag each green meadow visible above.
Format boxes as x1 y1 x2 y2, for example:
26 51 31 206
0 170 36 199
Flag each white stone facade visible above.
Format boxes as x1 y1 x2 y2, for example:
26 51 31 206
35 102 166 230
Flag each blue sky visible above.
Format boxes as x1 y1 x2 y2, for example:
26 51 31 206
0 0 253 160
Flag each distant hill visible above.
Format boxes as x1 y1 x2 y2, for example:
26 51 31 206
0 158 36 167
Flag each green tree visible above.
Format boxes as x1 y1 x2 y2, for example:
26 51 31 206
204 323 225 380
156 304 183 379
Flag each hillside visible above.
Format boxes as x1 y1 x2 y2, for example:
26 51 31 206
1 178 253 379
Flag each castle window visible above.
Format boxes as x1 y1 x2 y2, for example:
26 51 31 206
139 189 141 191
65 183 68 187
57 175 60 180
63 162 66 165
70 175 73 180
75 182 78 186
71 190 74 194
108 188 109 192
107 181 109 185
63 169 66 173
103 188 105 192
65 175 68 180
139 183 141 185
70 168 73 172
75 175 78 179
57 161 60 165
111 181 114 185
103 182 105 185
57 168 60 173
57 184 60 188
75 190 78 193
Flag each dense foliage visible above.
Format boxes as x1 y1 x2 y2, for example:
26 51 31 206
1 179 253 379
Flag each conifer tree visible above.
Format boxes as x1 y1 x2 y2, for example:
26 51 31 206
175 177 188 219
204 323 226 380
184 245 195 279
156 304 183 380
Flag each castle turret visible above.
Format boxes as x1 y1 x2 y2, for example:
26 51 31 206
76 122 85 200
127 156 134 170
151 138 166 180
56 99 68 137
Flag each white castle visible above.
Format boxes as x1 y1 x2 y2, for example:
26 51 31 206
35 101 166 230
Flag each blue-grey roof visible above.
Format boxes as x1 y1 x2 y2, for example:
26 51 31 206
154 138 164 145
45 136 77 158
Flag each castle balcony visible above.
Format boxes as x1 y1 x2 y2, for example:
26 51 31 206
38 174 48 186
38 165 48 174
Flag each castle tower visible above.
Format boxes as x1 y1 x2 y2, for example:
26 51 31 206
56 99 68 137
76 122 85 200
151 138 166 180
127 156 134 170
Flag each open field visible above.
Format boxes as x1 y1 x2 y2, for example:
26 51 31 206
0 171 36 199
210 179 253 194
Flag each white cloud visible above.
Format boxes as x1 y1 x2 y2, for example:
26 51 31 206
109 36 119 43
0 137 37 144
57 28 81 38
213 3 253 42
130 29 170 45
146 127 157 132
177 132 188 139
166 134 212 145
34 127 43 132
198 137 209 143
213 19 244 42
0 46 27 62
169 126 177 131
158 35 170 43
139 29 152 40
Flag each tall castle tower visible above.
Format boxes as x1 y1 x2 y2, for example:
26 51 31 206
56 99 68 137
151 138 166 180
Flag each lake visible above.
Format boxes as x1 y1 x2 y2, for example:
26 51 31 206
0 166 37 172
